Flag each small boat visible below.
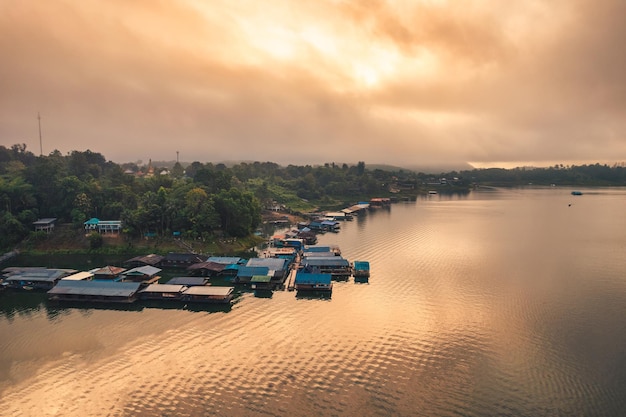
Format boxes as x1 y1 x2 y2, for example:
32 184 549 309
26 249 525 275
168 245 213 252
428 191 438 195
571 191 583 196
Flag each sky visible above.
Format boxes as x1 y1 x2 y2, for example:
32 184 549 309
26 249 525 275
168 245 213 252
1 0 625 169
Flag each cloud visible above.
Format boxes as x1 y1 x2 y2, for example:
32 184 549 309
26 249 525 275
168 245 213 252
0 0 625 168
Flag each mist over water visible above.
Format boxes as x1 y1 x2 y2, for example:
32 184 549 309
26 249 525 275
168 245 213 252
2 187 626 416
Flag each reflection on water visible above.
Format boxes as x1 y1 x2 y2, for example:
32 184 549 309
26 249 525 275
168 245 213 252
2 187 626 416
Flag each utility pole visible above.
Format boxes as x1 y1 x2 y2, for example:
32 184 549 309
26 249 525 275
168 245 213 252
38 112 43 156
176 151 179 163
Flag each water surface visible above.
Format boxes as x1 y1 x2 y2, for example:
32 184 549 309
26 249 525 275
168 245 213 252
2 187 626 416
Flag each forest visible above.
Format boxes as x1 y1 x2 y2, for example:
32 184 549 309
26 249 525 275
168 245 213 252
1 143 625 251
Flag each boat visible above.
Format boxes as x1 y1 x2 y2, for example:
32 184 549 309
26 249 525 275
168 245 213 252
571 191 583 195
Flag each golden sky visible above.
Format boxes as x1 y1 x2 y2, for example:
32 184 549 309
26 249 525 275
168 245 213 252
1 0 625 168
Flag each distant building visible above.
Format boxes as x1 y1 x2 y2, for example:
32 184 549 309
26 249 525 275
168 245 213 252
33 218 57 233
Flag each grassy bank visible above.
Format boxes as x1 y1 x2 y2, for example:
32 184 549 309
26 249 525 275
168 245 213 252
17 224 265 257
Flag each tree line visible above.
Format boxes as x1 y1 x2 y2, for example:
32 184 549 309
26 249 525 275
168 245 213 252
1 143 625 251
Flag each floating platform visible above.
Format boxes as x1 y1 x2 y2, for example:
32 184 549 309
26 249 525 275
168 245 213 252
48 280 142 303
181 286 234 304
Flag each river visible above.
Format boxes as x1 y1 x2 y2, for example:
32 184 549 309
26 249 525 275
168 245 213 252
1 187 626 416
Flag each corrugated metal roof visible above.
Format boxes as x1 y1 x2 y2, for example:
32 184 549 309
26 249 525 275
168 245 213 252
123 265 162 276
302 251 336 258
302 257 350 267
33 218 57 225
206 257 242 265
183 286 233 296
5 268 76 282
186 261 225 272
125 254 164 265
353 261 370 271
250 275 272 283
246 258 288 271
48 280 141 297
237 266 270 277
166 277 208 286
139 284 186 294
91 265 127 276
295 272 331 285
62 271 94 281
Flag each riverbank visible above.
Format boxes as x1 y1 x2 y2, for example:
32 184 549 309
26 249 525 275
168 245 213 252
14 223 265 258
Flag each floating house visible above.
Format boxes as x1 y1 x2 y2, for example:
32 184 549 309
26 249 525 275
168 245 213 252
301 256 352 278
48 280 141 303
90 265 127 280
246 258 289 281
294 272 333 292
307 220 340 232
138 284 186 300
186 261 226 277
304 245 341 256
120 265 161 285
265 247 297 261
352 261 370 282
4 267 77 290
125 254 164 267
274 238 305 251
181 286 234 304
324 212 352 221
234 266 270 284
370 197 391 207
205 257 245 277
250 275 273 291
165 276 209 286
296 230 318 245
160 252 206 268
342 203 369 216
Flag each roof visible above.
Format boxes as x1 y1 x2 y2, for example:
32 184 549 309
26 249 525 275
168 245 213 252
125 254 164 266
123 265 162 277
206 256 243 265
295 272 332 285
183 286 234 296
139 284 186 294
302 251 336 258
33 218 57 225
246 258 288 271
62 271 94 281
5 268 76 283
84 217 100 225
48 280 141 297
353 261 370 271
166 277 208 286
251 275 272 283
90 265 127 276
304 245 340 253
302 257 350 267
237 266 270 278
187 261 226 272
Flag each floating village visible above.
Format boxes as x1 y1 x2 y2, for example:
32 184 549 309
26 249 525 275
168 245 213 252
0 200 388 307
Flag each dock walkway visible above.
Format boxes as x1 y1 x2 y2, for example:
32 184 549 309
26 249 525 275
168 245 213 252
285 255 300 291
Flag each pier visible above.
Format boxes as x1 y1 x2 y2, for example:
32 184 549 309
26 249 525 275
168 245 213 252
285 255 300 291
